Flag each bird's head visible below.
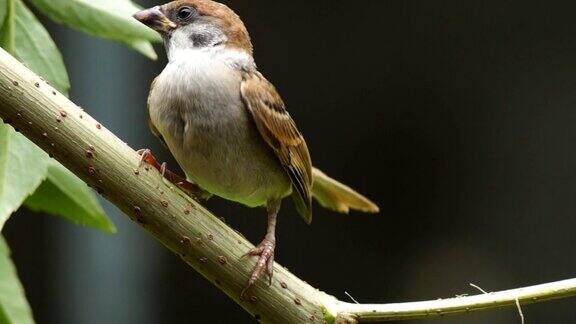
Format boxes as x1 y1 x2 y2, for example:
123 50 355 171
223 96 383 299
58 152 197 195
133 0 253 57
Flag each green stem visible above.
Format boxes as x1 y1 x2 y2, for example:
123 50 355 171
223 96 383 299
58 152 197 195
0 47 338 323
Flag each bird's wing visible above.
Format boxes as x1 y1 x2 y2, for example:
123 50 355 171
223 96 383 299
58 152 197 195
240 72 313 224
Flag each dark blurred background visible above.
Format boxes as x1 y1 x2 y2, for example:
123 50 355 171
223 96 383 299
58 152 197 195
4 0 576 323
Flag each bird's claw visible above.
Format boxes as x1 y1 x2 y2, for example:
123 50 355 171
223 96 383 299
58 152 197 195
136 148 207 199
242 238 275 294
137 148 171 188
137 148 160 169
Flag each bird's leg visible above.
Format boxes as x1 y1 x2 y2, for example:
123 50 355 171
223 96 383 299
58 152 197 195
243 200 281 291
136 149 210 200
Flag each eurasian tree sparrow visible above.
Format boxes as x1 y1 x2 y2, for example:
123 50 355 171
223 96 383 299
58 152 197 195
133 0 379 289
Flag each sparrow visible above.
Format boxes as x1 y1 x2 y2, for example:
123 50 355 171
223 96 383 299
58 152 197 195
133 0 379 289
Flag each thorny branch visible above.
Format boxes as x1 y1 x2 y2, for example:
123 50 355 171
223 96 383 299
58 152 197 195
1 48 576 323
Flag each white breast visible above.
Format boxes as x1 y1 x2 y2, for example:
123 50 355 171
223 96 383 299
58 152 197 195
148 48 291 207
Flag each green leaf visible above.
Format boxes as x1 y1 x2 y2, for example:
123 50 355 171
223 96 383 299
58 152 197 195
12 0 69 94
126 38 157 60
0 121 49 231
0 2 113 231
0 120 113 233
0 0 8 33
26 0 159 59
25 162 116 234
0 0 15 54
0 236 35 324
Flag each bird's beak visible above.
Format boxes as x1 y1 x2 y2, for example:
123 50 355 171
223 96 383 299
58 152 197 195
133 6 176 34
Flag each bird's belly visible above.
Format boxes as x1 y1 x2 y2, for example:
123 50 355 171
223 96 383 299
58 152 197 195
179 121 291 207
148 56 291 207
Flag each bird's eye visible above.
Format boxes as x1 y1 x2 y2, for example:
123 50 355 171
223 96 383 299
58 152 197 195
177 6 194 20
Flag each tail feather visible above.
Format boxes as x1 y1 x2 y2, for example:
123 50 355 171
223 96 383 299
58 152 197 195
311 168 379 214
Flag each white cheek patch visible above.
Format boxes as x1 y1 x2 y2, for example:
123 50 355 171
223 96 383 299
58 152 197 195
166 22 226 58
166 29 191 60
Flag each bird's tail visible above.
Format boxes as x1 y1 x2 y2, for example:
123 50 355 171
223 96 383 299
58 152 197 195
311 168 379 214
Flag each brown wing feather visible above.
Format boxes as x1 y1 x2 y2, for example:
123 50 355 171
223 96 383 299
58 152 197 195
240 72 313 223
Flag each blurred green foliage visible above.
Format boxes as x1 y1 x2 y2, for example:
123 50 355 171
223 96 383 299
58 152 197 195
0 0 157 321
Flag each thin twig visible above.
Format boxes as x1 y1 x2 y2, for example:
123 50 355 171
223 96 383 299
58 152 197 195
470 283 489 294
345 291 360 304
337 278 576 322
470 282 525 323
515 297 525 324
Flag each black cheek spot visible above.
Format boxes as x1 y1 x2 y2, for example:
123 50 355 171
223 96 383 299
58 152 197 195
190 33 210 47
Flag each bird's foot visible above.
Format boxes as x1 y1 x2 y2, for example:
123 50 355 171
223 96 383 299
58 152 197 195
136 149 210 200
137 148 164 171
242 238 275 293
